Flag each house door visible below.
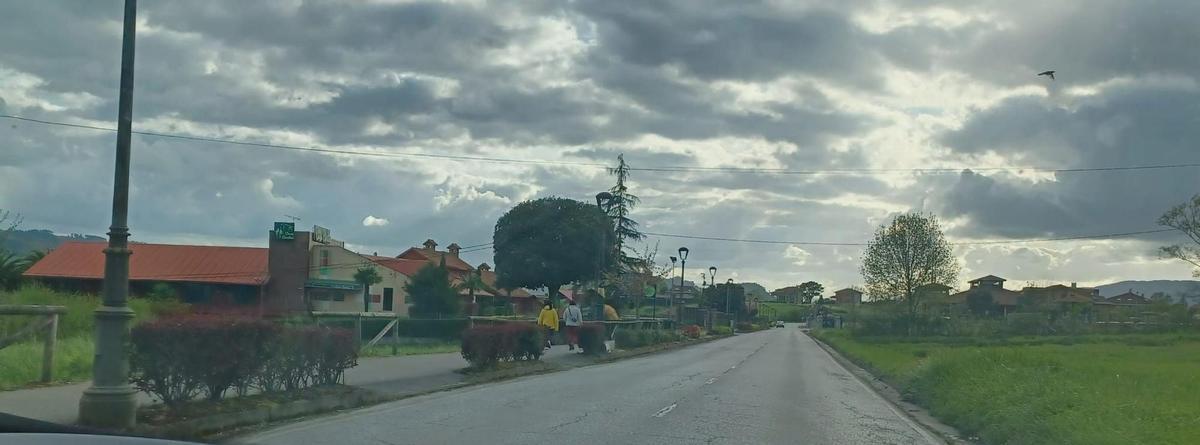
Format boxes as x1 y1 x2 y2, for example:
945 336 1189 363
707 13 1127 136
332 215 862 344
383 288 394 311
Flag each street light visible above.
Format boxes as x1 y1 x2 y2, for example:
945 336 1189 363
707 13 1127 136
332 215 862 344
79 0 138 429
594 192 614 320
668 256 677 322
726 278 734 329
677 247 688 325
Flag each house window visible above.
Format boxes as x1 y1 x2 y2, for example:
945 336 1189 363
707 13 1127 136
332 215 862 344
320 249 330 267
383 288 394 311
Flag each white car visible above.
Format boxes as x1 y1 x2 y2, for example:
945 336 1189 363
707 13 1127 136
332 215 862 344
774 320 785 328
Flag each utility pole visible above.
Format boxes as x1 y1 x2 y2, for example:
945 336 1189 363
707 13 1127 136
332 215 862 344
79 0 138 429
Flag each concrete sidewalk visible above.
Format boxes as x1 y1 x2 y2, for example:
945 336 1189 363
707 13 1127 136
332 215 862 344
0 343 596 426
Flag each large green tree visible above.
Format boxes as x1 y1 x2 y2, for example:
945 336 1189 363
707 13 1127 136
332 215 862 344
703 282 748 317
797 281 824 304
861 213 959 318
494 197 616 300
405 262 461 318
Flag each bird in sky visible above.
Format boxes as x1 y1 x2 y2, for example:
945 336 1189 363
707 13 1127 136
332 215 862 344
1037 70 1056 80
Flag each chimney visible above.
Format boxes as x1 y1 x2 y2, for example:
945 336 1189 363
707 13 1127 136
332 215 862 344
373 251 378 256
422 239 437 250
447 243 461 257
478 263 491 271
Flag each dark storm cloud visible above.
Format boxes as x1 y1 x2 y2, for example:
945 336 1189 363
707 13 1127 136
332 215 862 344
941 0 1200 87
935 82 1200 239
574 0 880 86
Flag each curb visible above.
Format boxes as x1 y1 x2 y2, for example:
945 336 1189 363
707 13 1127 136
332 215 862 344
135 386 389 442
806 332 974 445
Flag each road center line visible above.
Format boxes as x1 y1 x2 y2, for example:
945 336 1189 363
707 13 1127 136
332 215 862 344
705 378 717 385
653 403 678 418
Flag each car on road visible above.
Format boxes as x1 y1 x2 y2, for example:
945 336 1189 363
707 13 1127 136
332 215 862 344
774 321 785 328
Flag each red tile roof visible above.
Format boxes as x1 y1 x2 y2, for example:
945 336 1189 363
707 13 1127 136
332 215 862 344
478 269 532 298
23 241 268 286
396 247 474 271
366 256 429 276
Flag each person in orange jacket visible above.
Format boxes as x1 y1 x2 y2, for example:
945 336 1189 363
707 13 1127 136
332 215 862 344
537 301 559 350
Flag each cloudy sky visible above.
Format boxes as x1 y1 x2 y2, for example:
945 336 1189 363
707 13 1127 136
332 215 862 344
3 0 1199 294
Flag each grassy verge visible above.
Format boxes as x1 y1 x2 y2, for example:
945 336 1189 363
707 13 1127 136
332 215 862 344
359 341 460 358
0 336 94 390
812 329 1200 445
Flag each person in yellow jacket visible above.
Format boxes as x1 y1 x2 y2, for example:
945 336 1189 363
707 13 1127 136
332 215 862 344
537 301 559 350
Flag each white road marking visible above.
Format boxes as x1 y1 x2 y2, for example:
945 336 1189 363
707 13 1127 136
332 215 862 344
705 378 717 385
653 403 678 418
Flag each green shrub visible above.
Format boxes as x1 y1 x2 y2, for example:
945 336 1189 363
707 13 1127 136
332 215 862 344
711 326 733 336
460 323 544 368
129 316 355 404
614 329 643 349
578 322 607 355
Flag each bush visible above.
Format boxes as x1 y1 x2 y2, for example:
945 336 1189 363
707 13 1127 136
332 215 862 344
682 324 702 339
578 322 607 355
735 322 754 332
460 323 544 368
711 326 733 336
614 329 641 349
129 316 356 404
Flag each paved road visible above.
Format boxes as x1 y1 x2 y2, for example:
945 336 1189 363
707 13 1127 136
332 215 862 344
239 326 940 445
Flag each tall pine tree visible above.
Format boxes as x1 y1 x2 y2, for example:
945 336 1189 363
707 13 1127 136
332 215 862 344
606 154 645 268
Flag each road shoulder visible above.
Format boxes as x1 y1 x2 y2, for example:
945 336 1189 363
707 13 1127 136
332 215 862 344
805 330 974 445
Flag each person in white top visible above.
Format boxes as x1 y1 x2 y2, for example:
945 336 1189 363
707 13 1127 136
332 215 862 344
562 299 583 352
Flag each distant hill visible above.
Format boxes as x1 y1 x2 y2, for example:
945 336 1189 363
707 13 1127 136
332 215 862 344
1 229 104 255
740 282 773 301
1095 280 1200 306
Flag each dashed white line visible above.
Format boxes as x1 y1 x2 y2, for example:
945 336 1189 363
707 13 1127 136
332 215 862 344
653 403 678 418
705 378 717 385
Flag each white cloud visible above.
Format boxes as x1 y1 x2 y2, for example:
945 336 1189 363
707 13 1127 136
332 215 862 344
783 245 812 266
362 215 390 227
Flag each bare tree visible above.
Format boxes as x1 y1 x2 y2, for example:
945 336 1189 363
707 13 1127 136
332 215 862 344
1159 194 1200 276
860 213 959 317
0 209 21 247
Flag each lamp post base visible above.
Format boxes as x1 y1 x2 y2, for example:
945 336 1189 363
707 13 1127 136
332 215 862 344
78 385 137 429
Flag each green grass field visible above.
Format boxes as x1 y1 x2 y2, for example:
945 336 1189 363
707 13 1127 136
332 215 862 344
813 330 1200 445
759 302 813 321
0 336 94 391
0 286 185 391
359 341 460 358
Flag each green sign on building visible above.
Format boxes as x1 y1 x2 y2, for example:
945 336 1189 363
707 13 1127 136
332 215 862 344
274 222 295 240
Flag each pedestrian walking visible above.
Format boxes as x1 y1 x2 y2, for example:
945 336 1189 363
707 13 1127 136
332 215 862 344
537 301 559 350
562 298 583 352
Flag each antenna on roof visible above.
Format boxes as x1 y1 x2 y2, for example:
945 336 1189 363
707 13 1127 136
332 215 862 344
283 214 301 223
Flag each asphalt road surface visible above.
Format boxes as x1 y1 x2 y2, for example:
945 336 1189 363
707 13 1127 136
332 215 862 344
239 326 940 445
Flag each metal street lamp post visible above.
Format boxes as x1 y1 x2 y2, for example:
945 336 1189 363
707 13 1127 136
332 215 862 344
677 247 688 325
594 192 613 320
79 0 139 429
726 278 734 329
668 256 677 323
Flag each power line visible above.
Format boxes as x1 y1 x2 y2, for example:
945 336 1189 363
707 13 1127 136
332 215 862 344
7 113 1200 176
0 114 606 169
642 228 1177 247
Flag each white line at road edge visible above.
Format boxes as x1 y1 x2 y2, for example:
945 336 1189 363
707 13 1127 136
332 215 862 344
705 378 717 385
653 403 677 418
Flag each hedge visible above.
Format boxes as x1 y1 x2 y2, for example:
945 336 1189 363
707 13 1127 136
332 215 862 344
578 322 607 355
682 324 703 339
130 316 357 405
614 328 683 349
460 323 543 368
